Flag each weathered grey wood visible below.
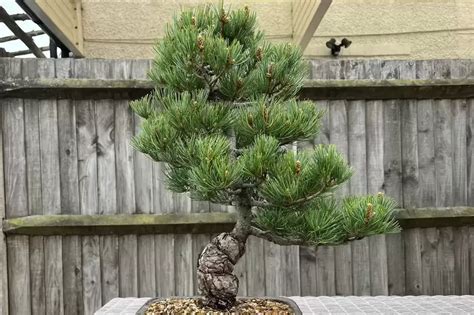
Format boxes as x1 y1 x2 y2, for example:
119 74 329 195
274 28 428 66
385 232 405 295
155 234 175 297
282 245 300 296
29 236 45 315
113 61 139 298
299 246 317 295
415 61 439 295
469 227 474 294
82 236 102 315
245 236 265 296
366 60 388 296
433 61 456 295
7 236 31 315
95 60 119 305
404 228 423 295
21 59 47 315
315 246 335 295
3 77 473 100
328 98 352 295
37 63 64 314
399 60 424 296
0 60 8 315
3 103 27 218
3 59 30 315
438 227 455 294
264 241 282 296
137 234 156 297
62 236 83 315
130 60 158 298
454 226 470 294
345 60 370 296
468 99 474 207
57 58 83 315
420 228 440 294
74 60 102 314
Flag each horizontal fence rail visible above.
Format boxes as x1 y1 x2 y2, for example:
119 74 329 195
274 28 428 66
1 78 474 100
3 207 474 235
0 57 473 315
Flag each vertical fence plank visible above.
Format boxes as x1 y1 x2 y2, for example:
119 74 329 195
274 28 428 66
96 60 119 305
468 99 474 208
299 246 317 295
155 234 175 297
433 61 456 295
115 60 139 297
315 246 335 296
365 60 388 296
245 237 265 296
450 63 470 294
0 59 7 315
35 59 64 315
74 59 102 314
22 59 46 315
414 60 439 295
345 60 370 296
264 241 282 296
150 55 176 297
399 60 424 296
3 58 31 315
382 60 406 295
57 58 84 315
326 59 352 296
82 236 101 315
129 60 157 298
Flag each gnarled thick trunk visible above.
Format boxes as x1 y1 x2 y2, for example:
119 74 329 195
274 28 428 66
197 201 251 310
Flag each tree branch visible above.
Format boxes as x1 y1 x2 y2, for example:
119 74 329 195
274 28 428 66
250 226 308 246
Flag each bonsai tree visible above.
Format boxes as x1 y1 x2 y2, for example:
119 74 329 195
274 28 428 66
131 4 400 310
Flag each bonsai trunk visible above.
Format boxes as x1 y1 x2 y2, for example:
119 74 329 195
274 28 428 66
197 197 252 310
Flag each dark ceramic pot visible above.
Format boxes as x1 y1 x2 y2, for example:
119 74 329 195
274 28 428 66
136 296 302 314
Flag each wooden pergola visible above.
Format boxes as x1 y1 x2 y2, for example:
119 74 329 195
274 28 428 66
0 6 47 57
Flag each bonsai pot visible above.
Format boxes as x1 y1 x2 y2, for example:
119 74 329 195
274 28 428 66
136 296 302 314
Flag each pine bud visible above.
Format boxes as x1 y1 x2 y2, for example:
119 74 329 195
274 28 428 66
377 192 384 198
225 170 229 177
244 5 250 16
266 63 274 78
197 35 205 51
191 16 196 26
220 9 230 24
295 160 302 176
227 54 235 66
247 113 254 127
256 47 263 61
263 107 269 122
365 203 374 224
236 78 243 89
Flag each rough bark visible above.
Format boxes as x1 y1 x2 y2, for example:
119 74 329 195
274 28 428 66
197 195 251 310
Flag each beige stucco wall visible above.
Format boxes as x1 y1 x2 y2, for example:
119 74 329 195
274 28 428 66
80 0 474 59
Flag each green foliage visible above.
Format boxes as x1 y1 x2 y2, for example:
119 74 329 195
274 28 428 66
234 98 324 146
253 194 401 246
259 145 352 207
131 3 400 247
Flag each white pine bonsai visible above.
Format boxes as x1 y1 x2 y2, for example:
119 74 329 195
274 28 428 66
131 4 400 310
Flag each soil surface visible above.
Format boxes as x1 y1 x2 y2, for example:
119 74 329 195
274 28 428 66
143 298 295 314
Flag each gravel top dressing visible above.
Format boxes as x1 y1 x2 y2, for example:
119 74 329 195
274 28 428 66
141 298 295 314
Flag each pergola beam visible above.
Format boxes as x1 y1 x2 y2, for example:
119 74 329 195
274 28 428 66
0 29 45 43
292 0 332 52
0 6 45 58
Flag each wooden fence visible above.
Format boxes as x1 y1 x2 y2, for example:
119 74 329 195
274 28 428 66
0 58 473 315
